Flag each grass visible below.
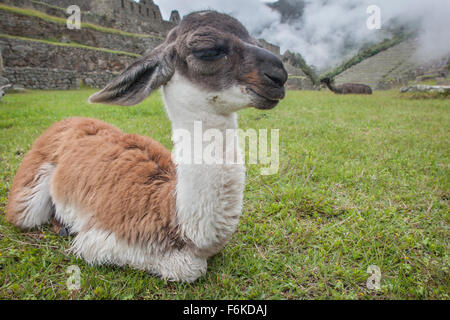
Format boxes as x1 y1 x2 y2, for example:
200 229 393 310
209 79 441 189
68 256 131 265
0 4 164 40
0 89 448 300
0 32 141 57
0 33 141 58
401 91 450 100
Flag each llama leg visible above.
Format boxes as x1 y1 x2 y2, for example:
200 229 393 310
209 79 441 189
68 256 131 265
154 250 208 283
6 163 56 229
68 225 207 282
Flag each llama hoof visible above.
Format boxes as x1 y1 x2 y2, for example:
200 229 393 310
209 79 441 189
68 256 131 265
51 216 69 237
58 227 70 237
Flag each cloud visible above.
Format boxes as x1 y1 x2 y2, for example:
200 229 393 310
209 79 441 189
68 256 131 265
155 0 280 34
154 0 450 70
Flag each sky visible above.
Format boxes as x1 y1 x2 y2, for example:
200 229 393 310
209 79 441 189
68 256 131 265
152 0 450 71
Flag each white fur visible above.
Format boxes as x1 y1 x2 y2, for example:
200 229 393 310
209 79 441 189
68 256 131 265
71 226 207 282
51 199 207 282
16 163 55 229
162 73 248 256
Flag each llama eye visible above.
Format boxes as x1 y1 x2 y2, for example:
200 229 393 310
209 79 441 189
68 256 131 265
193 48 227 61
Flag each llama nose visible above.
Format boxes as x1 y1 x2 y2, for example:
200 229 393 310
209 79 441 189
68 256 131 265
264 70 287 88
253 46 288 88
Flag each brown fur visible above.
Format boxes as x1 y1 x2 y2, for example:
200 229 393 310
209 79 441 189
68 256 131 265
7 118 184 250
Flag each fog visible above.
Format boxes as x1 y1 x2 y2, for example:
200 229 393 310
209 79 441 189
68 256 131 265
154 0 450 71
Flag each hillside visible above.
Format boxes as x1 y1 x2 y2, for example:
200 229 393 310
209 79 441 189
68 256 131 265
335 38 450 89
266 0 450 90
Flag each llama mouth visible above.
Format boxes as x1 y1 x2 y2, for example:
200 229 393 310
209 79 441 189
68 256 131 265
246 87 281 110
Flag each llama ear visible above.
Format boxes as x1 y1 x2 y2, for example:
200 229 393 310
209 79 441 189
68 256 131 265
89 45 176 106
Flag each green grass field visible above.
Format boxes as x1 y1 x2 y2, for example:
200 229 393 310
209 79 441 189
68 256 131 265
0 89 448 299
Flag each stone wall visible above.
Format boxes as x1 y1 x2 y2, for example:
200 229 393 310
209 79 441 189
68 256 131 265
257 40 318 89
0 47 7 86
259 39 281 57
284 63 316 90
169 10 181 24
3 67 79 89
39 0 92 11
90 0 172 34
0 9 163 55
3 67 119 90
0 38 136 73
0 0 177 36
90 0 163 21
80 71 118 88
0 37 136 88
0 47 3 74
286 77 314 90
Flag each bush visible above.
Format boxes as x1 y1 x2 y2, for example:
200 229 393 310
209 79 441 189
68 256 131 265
282 51 320 86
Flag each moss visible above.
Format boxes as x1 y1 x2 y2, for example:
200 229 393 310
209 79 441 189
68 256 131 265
30 0 69 12
0 33 141 57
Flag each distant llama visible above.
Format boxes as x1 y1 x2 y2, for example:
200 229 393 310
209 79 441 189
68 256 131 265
321 77 373 94
0 84 12 102
6 11 287 282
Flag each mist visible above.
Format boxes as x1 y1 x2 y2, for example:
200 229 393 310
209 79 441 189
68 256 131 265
154 0 450 71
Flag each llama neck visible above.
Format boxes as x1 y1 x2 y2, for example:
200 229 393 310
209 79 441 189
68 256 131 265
326 82 342 94
326 82 336 92
161 80 246 257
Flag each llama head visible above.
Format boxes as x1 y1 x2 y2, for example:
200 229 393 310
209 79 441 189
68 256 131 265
0 85 11 100
320 77 333 85
89 11 288 114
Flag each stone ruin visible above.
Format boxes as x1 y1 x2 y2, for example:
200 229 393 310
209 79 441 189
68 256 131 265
400 84 450 94
0 0 314 90
0 0 180 89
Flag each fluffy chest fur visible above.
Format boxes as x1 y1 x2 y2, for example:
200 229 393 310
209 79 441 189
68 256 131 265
163 72 247 256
